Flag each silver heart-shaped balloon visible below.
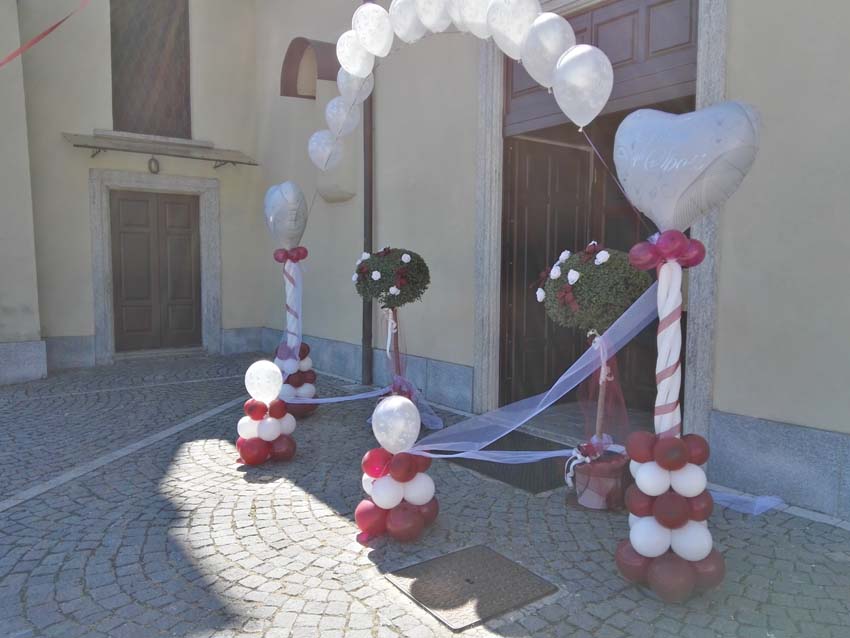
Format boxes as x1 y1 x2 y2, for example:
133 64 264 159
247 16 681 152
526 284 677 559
613 101 760 231
264 181 308 249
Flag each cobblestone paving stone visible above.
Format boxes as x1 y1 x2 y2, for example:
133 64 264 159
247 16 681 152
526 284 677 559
1 356 849 637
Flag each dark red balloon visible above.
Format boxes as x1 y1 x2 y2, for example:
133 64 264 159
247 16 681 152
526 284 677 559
615 540 652 584
299 342 311 359
688 490 714 521
292 246 308 261
386 503 425 542
653 437 690 471
626 431 657 463
236 437 246 456
682 434 710 465
629 241 662 271
647 552 697 603
389 453 418 483
273 249 287 263
268 399 287 419
362 448 393 478
243 399 268 421
656 230 689 259
679 239 706 268
302 370 317 384
287 371 304 388
355 499 388 536
419 498 439 526
653 491 690 529
692 548 726 591
413 454 432 473
625 484 655 517
269 434 296 461
287 402 317 418
240 438 271 466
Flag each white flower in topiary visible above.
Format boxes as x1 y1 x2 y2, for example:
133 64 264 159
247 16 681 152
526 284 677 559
535 288 545 303
567 269 581 285
559 249 571 262
595 250 610 265
550 265 562 279
371 270 381 281
352 273 358 282
401 253 411 263
361 252 371 260
389 286 400 296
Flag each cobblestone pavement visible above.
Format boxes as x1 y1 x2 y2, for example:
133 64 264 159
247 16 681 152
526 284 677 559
1 355 849 637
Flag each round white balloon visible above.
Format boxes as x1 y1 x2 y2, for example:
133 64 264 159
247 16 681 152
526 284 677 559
629 516 672 558
487 0 541 60
371 395 421 454
628 513 642 528
337 68 374 106
298 356 313 372
553 44 613 127
352 3 394 57
403 472 435 506
629 460 643 478
296 383 316 398
447 0 468 31
390 0 428 43
237 416 259 440
671 521 713 561
371 475 405 509
362 473 375 496
458 0 492 39
279 413 296 435
308 130 344 172
282 358 299 375
635 461 672 497
257 417 283 442
280 384 296 400
245 361 283 404
670 463 707 498
264 181 308 249
325 97 361 137
336 29 375 78
416 0 452 32
520 12 575 88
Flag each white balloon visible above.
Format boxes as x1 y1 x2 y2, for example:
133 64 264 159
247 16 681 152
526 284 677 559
371 476 405 509
352 3 394 57
403 472 435 506
629 460 643 478
280 384 296 400
487 0 541 60
670 463 707 498
371 395 421 453
281 358 299 375
671 521 713 561
298 356 313 372
458 0 492 39
635 461 672 497
337 68 374 106
308 130 344 172
325 97 361 138
296 383 316 398
447 0 468 31
362 473 375 496
390 0 428 43
520 12 575 88
237 416 259 440
336 29 375 78
264 181 308 250
245 361 283 404
279 413 296 435
257 417 282 442
416 0 452 32
628 513 642 528
553 44 613 127
629 516 672 558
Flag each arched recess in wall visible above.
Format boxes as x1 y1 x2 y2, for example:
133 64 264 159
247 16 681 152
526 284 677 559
281 37 357 203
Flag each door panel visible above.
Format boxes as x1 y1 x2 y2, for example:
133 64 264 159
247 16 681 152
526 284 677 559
111 191 201 352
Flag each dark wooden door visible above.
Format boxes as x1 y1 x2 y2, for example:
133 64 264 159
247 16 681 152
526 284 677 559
111 191 201 352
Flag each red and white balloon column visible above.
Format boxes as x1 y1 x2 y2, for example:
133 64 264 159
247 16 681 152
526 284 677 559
275 342 318 418
355 396 438 543
236 361 298 466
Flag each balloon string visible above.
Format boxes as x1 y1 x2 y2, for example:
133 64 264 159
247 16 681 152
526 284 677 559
581 129 653 234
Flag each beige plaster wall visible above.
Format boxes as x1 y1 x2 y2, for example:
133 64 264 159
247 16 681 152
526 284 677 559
0 0 41 343
713 0 850 433
18 0 263 339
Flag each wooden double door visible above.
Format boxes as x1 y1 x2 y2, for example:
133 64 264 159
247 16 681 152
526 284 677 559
110 190 202 352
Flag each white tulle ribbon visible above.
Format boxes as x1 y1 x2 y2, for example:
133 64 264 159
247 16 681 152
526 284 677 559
654 261 683 436
383 308 397 359
278 261 304 382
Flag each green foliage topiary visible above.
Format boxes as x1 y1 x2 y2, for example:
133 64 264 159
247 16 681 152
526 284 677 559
541 243 652 333
353 247 430 309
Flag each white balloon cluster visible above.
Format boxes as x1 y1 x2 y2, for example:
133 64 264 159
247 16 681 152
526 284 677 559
274 344 317 401
310 1 617 171
238 361 298 466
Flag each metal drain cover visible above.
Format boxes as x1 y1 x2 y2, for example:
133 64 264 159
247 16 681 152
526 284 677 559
386 545 557 631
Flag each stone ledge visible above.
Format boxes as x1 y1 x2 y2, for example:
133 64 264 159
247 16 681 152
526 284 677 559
0 340 47 385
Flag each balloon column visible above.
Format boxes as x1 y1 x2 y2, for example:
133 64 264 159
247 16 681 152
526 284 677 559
613 101 761 602
275 342 318 418
355 396 438 543
236 361 298 465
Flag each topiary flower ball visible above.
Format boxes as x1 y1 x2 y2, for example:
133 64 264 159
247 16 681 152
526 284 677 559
353 247 430 309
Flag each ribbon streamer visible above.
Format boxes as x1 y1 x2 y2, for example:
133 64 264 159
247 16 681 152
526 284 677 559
1 0 90 71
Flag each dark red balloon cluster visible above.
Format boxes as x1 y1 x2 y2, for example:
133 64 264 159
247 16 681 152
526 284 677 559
273 246 308 264
628 230 706 271
355 448 438 543
236 398 297 466
281 342 318 418
617 431 723 602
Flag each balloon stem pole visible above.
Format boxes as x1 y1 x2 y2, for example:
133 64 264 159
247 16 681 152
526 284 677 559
391 307 402 378
595 365 607 441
